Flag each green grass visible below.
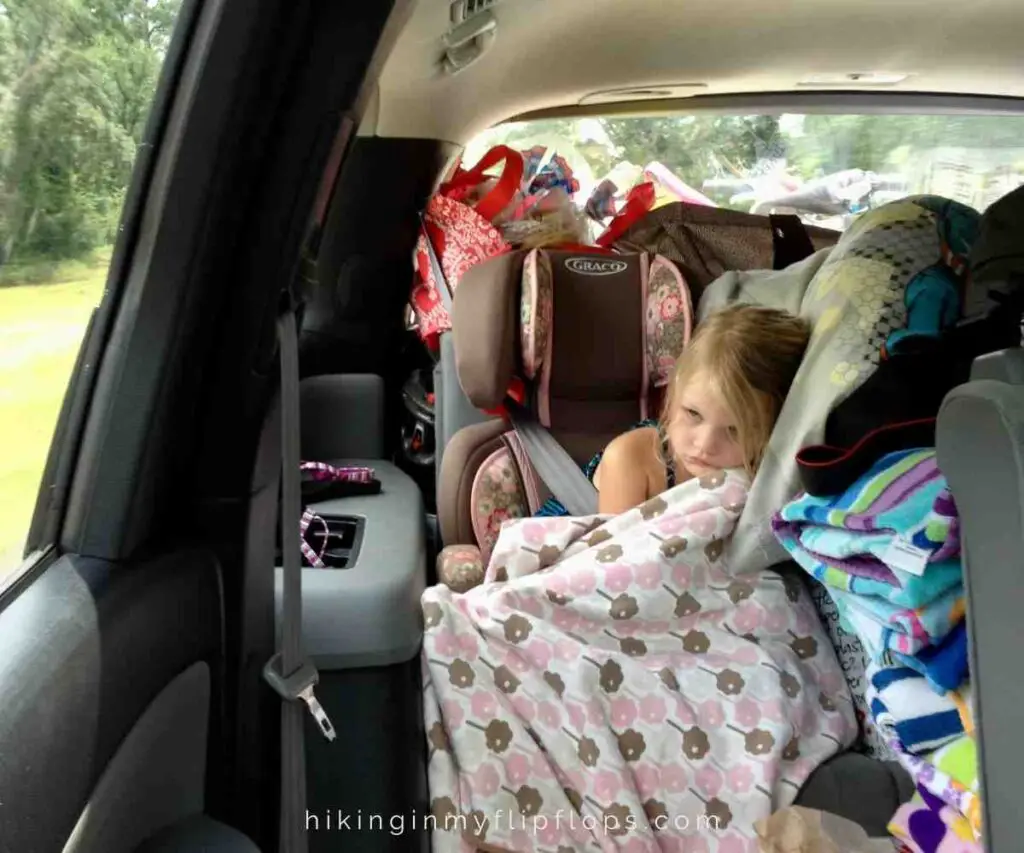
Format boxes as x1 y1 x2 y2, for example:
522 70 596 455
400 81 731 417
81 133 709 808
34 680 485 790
0 250 111 575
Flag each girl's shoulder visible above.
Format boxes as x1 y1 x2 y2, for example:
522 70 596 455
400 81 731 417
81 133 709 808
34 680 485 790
606 423 660 457
592 424 664 499
595 425 663 480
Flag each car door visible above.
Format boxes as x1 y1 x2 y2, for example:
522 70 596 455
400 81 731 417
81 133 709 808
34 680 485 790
0 0 406 850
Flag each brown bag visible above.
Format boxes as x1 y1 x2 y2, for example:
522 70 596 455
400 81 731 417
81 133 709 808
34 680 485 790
613 202 841 304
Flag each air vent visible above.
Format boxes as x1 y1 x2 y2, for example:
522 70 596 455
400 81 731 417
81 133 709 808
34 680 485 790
451 0 500 24
300 514 365 569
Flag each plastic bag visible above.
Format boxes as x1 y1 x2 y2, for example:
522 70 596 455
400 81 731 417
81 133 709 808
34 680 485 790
412 145 598 347
754 806 899 853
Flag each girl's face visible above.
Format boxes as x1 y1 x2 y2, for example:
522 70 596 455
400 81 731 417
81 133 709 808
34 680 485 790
666 372 746 476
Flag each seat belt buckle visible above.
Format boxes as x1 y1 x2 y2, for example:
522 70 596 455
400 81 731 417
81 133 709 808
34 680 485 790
263 652 336 742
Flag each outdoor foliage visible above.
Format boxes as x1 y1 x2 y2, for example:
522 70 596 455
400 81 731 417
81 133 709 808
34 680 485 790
5 0 1024 273
0 0 178 267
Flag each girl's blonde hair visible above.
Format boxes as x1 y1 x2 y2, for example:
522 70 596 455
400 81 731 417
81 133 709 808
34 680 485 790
661 304 811 477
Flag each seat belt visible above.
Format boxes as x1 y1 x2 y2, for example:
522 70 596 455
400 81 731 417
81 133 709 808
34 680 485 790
419 216 599 516
263 300 337 853
503 397 598 515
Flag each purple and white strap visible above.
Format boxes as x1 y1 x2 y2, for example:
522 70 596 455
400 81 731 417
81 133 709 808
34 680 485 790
300 461 375 484
299 508 329 568
297 462 375 567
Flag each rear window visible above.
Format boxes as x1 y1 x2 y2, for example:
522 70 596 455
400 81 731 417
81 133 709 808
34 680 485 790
465 112 1024 231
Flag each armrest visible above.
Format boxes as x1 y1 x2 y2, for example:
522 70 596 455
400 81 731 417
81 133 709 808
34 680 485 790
275 460 426 670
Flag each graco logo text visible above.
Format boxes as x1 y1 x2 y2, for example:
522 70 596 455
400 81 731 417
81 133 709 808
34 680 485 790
565 257 628 276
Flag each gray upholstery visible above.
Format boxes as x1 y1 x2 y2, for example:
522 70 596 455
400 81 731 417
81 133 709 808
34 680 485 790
969 346 1024 385
300 374 386 460
63 662 210 853
937 357 1024 853
275 459 426 669
794 752 914 837
0 553 223 853
434 333 492 484
134 816 260 853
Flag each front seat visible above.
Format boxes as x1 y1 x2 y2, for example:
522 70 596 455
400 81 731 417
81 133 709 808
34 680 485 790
936 346 1024 853
135 816 261 853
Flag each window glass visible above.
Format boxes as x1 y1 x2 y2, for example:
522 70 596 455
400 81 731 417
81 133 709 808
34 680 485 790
0 0 184 579
466 113 1024 232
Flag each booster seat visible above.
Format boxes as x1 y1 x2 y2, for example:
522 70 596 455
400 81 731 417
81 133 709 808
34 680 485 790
435 246 694 590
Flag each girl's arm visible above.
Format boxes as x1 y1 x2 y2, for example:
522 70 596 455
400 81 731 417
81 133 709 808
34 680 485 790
593 429 653 515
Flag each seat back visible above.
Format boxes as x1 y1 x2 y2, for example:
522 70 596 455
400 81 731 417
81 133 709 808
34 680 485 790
930 185 1024 850
936 348 1024 853
437 247 692 553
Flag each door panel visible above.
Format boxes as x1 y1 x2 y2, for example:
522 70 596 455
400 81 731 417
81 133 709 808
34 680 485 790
1 0 412 847
0 550 224 852
63 661 211 853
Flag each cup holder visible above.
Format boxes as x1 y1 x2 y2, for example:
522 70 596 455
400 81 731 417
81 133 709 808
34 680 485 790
304 514 365 569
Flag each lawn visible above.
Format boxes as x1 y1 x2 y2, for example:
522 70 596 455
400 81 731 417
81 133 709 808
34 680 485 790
0 251 110 576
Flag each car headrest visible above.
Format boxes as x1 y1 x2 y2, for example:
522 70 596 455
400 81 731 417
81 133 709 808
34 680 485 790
452 248 693 434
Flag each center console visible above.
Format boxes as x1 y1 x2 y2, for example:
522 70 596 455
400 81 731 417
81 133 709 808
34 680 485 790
274 459 427 670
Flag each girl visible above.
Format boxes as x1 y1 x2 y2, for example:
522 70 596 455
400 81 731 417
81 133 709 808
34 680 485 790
537 304 810 516
596 304 810 513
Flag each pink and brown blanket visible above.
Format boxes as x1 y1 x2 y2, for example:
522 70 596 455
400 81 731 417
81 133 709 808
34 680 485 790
421 470 856 852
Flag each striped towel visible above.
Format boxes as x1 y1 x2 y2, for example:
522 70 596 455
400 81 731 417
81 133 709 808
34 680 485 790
772 449 963 609
867 663 966 753
893 620 970 694
829 582 965 660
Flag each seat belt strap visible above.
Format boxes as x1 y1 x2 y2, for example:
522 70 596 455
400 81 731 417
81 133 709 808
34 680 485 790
504 397 599 516
418 216 599 516
263 305 336 853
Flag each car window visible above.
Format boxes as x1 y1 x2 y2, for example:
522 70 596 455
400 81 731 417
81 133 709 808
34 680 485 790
465 113 1024 232
0 0 184 580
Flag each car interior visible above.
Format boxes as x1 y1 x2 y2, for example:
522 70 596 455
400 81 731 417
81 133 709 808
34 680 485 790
3 0 1024 851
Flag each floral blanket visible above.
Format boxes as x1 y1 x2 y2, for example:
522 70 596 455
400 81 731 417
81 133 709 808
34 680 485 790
421 471 857 852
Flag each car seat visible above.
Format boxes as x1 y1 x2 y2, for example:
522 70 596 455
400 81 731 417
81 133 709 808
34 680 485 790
435 245 694 588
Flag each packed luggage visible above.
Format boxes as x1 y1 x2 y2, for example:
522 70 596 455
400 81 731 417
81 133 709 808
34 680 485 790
397 140 1024 850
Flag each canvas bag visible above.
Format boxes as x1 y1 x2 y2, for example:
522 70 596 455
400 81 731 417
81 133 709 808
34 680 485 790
614 201 842 305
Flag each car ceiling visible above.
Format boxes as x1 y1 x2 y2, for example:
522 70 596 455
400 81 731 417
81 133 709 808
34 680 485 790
368 0 1024 143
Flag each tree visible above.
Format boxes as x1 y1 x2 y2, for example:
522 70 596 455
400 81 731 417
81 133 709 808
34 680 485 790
600 114 783 205
0 0 179 265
